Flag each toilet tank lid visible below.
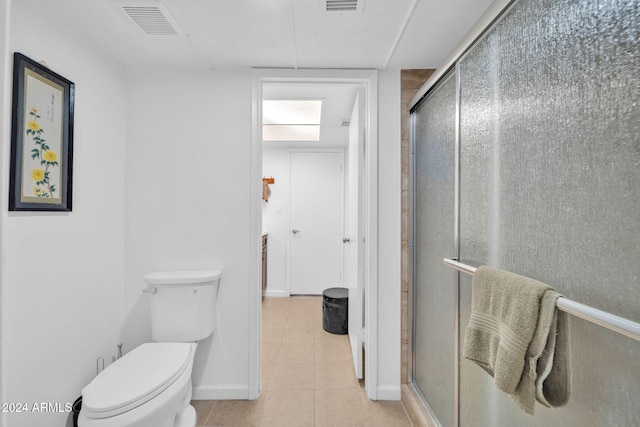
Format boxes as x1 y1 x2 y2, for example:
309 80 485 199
144 269 222 285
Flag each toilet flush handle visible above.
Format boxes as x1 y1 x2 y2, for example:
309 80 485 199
143 287 158 294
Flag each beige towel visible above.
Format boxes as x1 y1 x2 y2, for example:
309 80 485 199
463 266 571 414
262 180 271 202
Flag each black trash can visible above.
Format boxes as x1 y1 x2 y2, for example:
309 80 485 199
322 287 348 334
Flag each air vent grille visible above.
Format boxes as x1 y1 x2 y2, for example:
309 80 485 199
326 0 358 12
122 6 183 36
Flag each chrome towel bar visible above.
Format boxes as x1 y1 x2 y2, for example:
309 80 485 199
443 258 640 342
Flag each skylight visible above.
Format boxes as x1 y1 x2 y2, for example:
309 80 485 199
262 100 322 142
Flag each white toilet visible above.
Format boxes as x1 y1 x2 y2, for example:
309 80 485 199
78 269 222 427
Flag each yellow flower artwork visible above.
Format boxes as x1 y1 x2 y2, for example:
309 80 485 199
10 53 73 212
26 107 58 198
31 169 44 181
44 151 57 162
27 120 40 132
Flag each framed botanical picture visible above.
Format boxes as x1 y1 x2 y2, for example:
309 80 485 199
9 52 74 211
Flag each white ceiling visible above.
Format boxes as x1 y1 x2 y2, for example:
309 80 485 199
34 0 494 71
30 0 495 146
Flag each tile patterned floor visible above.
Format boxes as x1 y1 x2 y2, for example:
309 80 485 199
193 296 412 426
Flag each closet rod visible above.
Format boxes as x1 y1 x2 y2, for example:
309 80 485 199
443 258 640 342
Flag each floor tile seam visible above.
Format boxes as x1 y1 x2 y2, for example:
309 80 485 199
272 362 315 371
282 331 316 340
268 386 315 392
278 344 312 356
313 378 361 390
284 324 317 329
289 325 316 331
314 351 351 359
286 319 317 324
262 314 291 321
281 340 315 345
200 400 217 427
262 316 289 321
286 315 318 320
275 358 315 365
313 389 369 427
314 360 347 368
288 313 320 318
282 329 315 335
313 385 361 390
263 325 288 331
356 388 378 426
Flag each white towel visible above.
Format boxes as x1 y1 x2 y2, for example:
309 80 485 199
463 265 571 414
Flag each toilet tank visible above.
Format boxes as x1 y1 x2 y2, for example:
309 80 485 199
144 270 222 342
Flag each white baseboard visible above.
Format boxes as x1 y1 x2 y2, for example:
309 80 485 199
376 385 401 401
192 384 250 400
262 290 289 298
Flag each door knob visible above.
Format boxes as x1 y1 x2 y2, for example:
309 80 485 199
343 237 351 243
292 229 300 234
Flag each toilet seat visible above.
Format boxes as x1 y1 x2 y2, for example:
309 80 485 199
81 342 193 419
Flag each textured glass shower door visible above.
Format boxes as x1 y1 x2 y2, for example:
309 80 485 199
411 0 640 425
411 71 457 427
457 0 640 425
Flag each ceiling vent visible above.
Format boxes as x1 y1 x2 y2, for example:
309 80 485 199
122 5 184 36
326 0 359 12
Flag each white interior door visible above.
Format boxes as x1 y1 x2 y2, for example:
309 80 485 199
289 152 344 295
345 90 365 378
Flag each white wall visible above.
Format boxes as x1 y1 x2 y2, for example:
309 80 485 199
376 69 402 399
0 1 127 425
123 68 254 399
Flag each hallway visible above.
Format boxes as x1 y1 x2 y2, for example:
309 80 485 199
193 296 411 426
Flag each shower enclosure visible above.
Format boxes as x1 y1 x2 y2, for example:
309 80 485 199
409 0 640 425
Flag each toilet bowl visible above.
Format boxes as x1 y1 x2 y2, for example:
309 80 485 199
78 270 221 427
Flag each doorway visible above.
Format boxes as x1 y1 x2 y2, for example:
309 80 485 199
250 69 379 401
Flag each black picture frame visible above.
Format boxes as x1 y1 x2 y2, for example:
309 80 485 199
9 52 74 212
